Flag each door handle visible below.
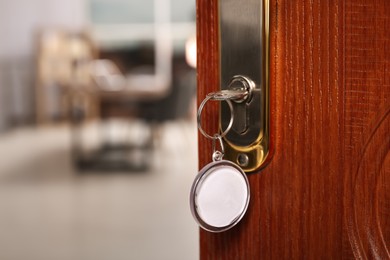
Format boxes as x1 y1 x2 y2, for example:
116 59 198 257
219 0 271 173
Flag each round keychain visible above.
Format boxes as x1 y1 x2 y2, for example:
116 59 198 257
190 92 250 233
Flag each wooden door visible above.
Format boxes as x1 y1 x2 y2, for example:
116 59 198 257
197 0 390 258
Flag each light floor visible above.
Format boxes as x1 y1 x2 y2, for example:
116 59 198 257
0 120 199 260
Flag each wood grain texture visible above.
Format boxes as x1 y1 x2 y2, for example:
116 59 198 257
343 1 390 259
197 0 390 259
196 0 220 170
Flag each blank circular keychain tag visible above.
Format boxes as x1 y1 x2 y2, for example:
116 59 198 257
190 160 250 232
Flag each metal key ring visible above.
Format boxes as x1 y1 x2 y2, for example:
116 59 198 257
197 93 234 140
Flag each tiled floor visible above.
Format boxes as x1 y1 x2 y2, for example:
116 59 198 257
0 120 199 260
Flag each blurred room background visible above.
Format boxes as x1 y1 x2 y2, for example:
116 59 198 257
0 0 198 259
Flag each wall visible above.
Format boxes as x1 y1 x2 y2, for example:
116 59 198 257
0 0 87 58
0 0 87 130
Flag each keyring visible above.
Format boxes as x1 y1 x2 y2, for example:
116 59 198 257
197 92 234 140
192 87 251 233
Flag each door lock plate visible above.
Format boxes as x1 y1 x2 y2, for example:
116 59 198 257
219 0 270 172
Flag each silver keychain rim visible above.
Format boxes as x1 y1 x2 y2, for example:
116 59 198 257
197 93 234 140
189 160 250 233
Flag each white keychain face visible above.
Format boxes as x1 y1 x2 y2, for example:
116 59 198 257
190 160 250 232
